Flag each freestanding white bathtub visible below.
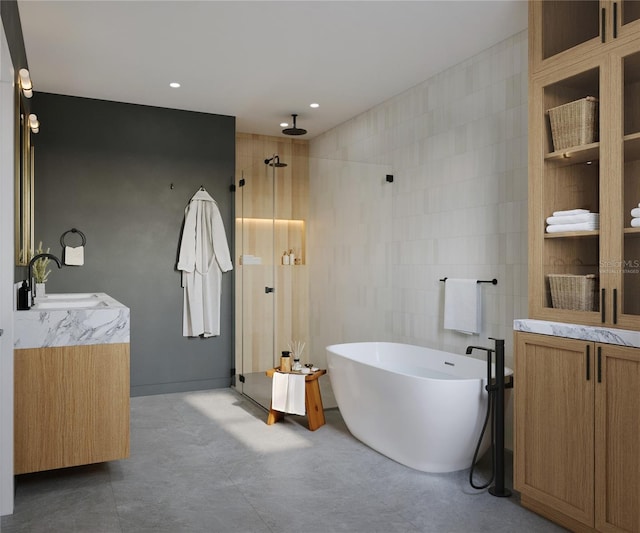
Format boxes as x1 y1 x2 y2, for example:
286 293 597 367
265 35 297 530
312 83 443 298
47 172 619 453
326 342 512 473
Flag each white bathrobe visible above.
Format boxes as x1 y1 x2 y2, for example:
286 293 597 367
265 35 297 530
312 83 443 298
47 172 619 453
177 189 233 337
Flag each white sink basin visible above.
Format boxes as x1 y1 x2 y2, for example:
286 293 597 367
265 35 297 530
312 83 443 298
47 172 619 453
43 293 101 300
32 299 107 309
32 293 109 310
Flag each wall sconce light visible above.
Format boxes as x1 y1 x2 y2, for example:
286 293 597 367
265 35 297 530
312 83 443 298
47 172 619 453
18 68 33 98
28 113 39 134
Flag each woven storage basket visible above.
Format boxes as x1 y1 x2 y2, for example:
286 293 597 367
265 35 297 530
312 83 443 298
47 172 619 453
548 274 597 311
547 96 598 151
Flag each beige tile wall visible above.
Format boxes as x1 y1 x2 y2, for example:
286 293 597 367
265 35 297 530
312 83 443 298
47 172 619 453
308 31 528 370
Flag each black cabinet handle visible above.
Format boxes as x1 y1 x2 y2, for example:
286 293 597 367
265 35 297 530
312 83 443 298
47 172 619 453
601 288 606 323
602 7 607 43
597 346 602 383
586 345 591 381
613 2 618 38
613 288 618 324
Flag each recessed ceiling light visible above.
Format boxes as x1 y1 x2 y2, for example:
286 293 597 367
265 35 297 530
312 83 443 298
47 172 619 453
280 122 289 127
310 103 319 108
169 82 181 88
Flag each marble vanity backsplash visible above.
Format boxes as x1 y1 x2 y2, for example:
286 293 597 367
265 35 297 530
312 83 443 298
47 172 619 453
14 293 130 349
514 318 640 348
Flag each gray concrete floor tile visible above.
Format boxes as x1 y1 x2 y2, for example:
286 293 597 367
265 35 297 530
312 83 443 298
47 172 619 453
2 388 566 533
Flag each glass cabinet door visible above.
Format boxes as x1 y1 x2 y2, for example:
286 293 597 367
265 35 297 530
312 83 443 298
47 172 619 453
530 1 640 73
618 0 640 37
617 48 640 325
540 1 601 60
530 0 602 71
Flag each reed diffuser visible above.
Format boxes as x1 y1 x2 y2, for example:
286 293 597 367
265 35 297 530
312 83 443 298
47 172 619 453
288 340 306 371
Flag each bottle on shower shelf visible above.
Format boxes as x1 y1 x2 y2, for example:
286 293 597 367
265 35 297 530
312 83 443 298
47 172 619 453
288 249 295 265
282 251 290 266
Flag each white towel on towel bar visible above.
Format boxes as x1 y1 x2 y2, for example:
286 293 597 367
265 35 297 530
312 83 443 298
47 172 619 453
444 278 480 335
64 245 84 266
271 372 306 416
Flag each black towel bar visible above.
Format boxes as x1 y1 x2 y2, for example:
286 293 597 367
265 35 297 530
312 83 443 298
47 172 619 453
440 277 497 285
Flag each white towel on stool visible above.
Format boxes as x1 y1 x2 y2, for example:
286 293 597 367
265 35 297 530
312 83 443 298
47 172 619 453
64 245 84 266
444 278 480 335
286 374 306 416
272 372 288 412
271 373 306 416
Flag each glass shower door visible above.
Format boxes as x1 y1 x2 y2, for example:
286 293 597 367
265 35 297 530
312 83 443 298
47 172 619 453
236 160 277 409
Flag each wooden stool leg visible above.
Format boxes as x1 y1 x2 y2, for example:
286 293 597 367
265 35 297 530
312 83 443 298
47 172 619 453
266 402 285 425
305 380 325 431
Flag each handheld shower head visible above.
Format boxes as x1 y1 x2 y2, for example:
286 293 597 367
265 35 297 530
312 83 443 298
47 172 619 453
282 114 307 136
264 155 287 167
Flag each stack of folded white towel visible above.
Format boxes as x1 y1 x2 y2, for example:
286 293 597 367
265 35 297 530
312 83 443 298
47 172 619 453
546 209 599 233
631 204 640 227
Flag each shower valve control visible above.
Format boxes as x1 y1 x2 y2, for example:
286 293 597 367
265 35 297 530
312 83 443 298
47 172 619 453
265 287 274 294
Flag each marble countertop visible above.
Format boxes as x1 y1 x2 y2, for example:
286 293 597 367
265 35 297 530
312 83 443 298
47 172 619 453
514 318 640 348
14 293 130 349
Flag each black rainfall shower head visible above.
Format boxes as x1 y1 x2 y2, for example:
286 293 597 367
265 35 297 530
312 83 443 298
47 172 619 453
282 114 307 136
264 155 287 167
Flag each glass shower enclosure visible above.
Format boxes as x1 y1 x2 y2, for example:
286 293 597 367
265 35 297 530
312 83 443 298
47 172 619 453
235 149 308 409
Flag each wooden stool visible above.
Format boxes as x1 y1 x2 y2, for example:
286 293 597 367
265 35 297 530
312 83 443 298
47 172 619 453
265 367 327 431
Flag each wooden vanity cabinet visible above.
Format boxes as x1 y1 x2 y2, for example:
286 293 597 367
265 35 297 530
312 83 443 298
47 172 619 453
515 332 640 532
14 343 130 474
594 342 640 532
515 332 595 529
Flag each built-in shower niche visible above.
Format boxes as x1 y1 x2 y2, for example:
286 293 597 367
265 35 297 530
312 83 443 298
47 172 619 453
237 217 306 267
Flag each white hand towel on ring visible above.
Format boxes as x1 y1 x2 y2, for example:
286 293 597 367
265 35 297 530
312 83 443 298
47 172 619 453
443 278 480 335
64 245 85 266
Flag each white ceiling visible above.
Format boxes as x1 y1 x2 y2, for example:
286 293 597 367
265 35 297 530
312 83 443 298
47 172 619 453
17 1 528 139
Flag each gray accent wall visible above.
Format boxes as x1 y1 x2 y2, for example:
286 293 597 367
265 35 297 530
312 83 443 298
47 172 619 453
28 92 236 396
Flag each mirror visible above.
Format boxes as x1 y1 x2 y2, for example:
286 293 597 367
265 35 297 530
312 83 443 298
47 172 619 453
14 81 33 266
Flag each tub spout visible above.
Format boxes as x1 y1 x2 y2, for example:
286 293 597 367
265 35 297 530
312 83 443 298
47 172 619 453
465 345 493 356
